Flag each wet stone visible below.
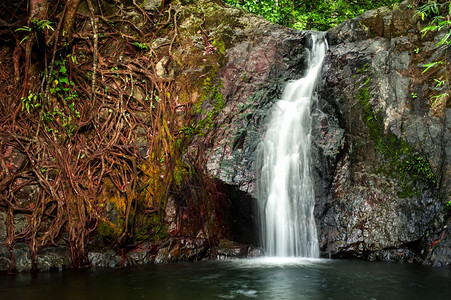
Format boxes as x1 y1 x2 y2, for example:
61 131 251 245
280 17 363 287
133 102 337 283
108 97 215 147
36 247 71 272
13 243 32 272
0 245 12 271
0 211 6 243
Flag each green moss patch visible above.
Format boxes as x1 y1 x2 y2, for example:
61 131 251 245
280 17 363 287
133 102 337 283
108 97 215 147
354 64 436 197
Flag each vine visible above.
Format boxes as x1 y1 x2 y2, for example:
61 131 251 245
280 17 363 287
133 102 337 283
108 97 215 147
0 0 229 269
0 0 185 268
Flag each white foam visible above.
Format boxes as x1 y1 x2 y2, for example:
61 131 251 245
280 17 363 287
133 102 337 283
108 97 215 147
256 33 328 257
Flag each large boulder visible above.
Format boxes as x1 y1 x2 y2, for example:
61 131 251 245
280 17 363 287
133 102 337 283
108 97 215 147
315 0 450 265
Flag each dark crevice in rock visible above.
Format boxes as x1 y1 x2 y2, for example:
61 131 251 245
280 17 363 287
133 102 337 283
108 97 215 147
214 180 260 247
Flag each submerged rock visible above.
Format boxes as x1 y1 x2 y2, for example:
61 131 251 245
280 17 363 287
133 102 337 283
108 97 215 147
216 239 262 259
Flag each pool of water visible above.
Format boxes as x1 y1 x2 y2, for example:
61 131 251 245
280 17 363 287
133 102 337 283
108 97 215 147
1 258 449 299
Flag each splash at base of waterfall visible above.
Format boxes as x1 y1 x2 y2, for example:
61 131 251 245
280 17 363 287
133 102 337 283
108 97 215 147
256 33 327 257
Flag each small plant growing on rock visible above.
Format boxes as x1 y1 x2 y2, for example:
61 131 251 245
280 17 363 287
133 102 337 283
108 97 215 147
415 1 450 107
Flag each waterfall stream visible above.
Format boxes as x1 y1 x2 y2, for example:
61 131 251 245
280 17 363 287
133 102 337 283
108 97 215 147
257 33 327 257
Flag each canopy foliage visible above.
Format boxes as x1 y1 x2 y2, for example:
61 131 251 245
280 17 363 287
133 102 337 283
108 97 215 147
223 0 403 30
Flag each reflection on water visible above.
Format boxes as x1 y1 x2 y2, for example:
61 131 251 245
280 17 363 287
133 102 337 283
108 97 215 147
1 258 450 299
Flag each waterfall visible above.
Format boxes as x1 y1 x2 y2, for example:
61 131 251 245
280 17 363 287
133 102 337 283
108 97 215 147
256 33 327 257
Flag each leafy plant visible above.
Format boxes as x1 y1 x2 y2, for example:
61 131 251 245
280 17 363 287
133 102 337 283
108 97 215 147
223 0 402 31
415 1 450 107
446 200 451 210
132 42 150 51
422 61 443 73
32 18 54 31
414 0 439 20
15 18 54 44
111 66 119 78
21 91 41 113
430 93 449 107
43 57 82 137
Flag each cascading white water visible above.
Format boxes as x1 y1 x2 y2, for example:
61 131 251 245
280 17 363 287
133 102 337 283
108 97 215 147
256 33 327 257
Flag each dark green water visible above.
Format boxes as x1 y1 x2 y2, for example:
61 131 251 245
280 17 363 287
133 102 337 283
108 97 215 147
1 258 449 299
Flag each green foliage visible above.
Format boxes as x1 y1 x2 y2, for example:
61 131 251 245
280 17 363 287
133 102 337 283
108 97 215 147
179 79 225 138
132 42 150 51
223 0 402 31
21 91 42 113
21 56 82 138
399 156 436 183
415 1 450 107
446 200 451 210
414 0 440 23
47 57 81 137
430 93 448 106
31 18 54 31
15 18 54 44
422 61 443 73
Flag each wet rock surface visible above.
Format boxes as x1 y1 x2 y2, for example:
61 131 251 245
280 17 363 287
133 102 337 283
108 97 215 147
88 238 211 268
315 0 450 264
216 239 263 259
202 0 450 266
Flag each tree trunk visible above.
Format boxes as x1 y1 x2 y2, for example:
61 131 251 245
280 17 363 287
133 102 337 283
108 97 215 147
22 0 48 96
62 0 83 43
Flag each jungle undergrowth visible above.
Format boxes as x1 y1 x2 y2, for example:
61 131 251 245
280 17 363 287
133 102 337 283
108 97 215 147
0 0 189 268
1 0 230 268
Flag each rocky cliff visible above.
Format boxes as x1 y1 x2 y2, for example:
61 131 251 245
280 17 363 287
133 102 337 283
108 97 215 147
201 0 450 266
315 0 450 266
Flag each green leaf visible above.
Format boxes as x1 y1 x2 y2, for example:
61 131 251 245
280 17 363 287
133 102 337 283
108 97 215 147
431 93 449 106
420 25 437 37
19 36 29 44
59 65 67 73
434 79 445 87
422 61 443 73
437 31 451 46
15 26 32 32
59 77 69 84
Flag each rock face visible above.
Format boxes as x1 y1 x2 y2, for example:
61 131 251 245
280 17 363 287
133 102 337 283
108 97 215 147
315 0 450 265
202 0 450 265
